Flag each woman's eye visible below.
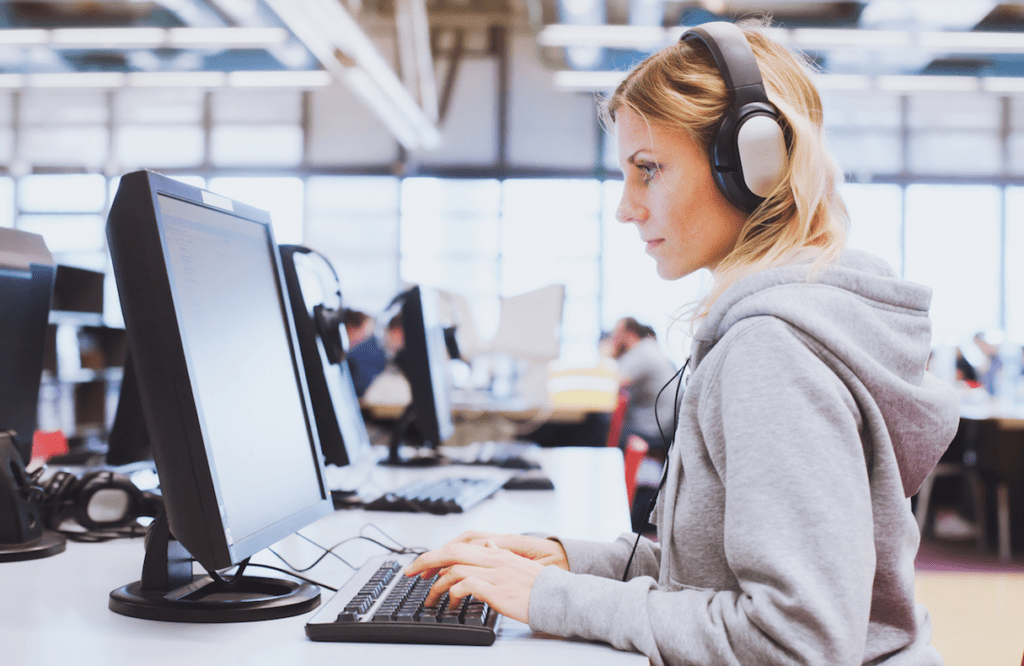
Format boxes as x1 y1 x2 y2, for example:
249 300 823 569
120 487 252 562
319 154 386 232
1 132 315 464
638 163 658 181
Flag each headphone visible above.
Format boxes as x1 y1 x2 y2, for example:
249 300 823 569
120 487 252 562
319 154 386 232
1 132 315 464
289 245 348 366
680 21 788 213
33 469 161 533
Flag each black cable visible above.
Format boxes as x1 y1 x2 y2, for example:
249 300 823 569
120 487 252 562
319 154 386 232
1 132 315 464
207 559 249 587
246 563 337 592
621 356 690 582
266 526 427 576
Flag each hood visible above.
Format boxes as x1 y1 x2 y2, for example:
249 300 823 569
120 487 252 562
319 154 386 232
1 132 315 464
691 249 960 497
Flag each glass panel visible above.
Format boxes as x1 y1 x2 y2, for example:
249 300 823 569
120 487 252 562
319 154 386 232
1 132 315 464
400 178 501 331
907 93 1001 130
904 184 1001 346
0 177 14 227
842 183 903 276
16 214 106 253
601 180 703 364
1007 187 1024 343
829 129 902 177
115 88 205 124
908 130 1001 176
824 92 902 128
501 180 601 265
210 124 304 166
212 90 302 124
19 90 108 125
1010 132 1024 176
0 128 13 165
19 174 107 213
207 177 304 245
20 126 109 168
116 125 205 168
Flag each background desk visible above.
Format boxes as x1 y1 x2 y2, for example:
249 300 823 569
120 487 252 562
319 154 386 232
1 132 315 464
0 448 647 666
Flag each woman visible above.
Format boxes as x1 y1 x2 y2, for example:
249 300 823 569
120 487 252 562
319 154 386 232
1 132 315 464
406 20 959 665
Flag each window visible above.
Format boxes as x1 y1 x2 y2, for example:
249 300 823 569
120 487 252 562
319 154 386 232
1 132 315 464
904 184 1001 346
207 177 304 245
842 183 903 276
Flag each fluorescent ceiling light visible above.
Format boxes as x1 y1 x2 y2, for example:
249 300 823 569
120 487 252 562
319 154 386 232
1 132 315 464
981 77 1024 93
918 30 1024 53
876 75 979 92
0 30 47 46
0 27 290 50
537 23 1024 56
167 27 290 48
537 24 676 49
227 70 332 87
791 28 912 49
812 74 873 91
127 71 228 88
0 70 330 89
29 72 126 88
552 69 626 90
51 28 165 48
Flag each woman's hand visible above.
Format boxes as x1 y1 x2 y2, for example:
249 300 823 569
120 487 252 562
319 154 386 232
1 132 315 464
425 530 570 572
403 532 569 624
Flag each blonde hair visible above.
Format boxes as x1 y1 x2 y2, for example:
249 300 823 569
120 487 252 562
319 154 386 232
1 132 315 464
600 20 849 323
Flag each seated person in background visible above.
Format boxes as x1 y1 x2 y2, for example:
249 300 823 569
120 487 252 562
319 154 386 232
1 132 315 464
609 317 678 453
346 312 403 397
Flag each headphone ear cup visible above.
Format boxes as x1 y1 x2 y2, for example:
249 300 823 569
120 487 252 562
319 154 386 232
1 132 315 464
70 471 144 531
41 471 79 530
314 304 347 365
712 105 787 213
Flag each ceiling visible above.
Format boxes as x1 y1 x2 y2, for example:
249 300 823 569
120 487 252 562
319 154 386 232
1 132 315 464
0 1 1022 147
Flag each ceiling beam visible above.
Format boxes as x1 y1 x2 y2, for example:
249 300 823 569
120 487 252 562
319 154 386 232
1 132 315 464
261 0 441 150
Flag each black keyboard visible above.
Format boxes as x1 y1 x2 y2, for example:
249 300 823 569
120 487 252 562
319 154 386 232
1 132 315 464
362 475 507 514
306 553 500 645
466 440 542 470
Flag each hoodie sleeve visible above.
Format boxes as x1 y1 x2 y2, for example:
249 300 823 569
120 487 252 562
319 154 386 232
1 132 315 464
529 319 878 666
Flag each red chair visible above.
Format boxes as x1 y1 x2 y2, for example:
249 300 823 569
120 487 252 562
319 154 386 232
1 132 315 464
606 385 630 449
623 434 649 507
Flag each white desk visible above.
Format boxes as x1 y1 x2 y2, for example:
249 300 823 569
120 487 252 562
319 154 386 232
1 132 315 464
1 447 647 666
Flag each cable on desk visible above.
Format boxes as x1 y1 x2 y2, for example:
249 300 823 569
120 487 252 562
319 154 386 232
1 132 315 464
359 522 428 556
246 563 337 592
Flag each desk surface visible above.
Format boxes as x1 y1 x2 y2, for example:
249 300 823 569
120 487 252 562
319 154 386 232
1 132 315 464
1 448 646 666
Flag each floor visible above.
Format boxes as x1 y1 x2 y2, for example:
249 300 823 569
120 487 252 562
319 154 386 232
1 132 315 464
915 536 1024 666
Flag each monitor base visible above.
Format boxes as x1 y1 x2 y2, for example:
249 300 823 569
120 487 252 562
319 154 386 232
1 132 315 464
109 574 320 623
0 532 66 563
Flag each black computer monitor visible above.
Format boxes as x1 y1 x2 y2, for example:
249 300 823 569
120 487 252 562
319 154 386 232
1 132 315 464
0 228 66 562
104 352 151 466
105 170 333 622
278 245 371 469
384 285 455 466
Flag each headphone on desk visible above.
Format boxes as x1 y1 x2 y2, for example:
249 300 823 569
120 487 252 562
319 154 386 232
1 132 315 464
680 21 788 213
26 468 161 534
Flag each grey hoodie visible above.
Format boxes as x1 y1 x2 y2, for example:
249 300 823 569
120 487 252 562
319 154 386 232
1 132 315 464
528 249 960 666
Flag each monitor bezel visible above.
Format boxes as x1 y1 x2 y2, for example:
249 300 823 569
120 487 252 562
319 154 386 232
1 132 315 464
107 170 332 572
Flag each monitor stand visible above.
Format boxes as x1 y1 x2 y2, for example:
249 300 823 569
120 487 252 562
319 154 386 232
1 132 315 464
379 405 444 467
109 512 320 623
0 434 66 563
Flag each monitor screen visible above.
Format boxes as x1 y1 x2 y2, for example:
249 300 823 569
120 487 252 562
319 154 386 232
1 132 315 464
106 171 332 622
385 285 455 465
279 245 371 469
0 228 56 465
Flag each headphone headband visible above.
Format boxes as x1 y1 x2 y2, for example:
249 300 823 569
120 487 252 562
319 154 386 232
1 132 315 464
678 21 787 212
681 22 770 108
